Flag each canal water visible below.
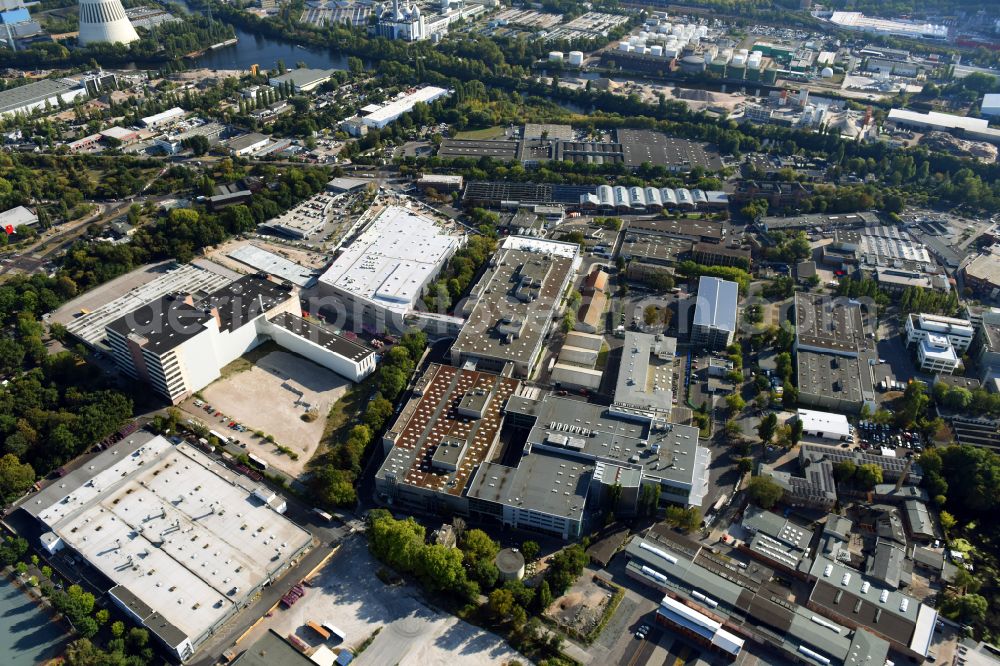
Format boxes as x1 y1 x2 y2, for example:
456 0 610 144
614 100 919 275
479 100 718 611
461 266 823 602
0 576 70 666
170 0 350 72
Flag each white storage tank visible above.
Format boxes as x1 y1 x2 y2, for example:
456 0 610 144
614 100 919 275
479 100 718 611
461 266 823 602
548 51 563 63
618 41 631 52
568 51 584 66
821 66 834 78
663 46 678 59
738 48 749 56
650 45 663 57
732 53 746 67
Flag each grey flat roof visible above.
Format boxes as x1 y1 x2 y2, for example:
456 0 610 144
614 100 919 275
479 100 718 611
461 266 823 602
693 276 739 335
616 129 723 170
476 449 591 521
0 78 77 115
523 394 708 497
106 293 212 353
614 332 675 413
233 629 313 666
227 244 317 287
452 247 574 366
267 312 374 362
796 350 869 406
523 123 573 140
227 132 269 152
795 291 870 354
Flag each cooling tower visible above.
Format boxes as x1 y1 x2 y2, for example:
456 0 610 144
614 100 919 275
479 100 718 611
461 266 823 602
78 0 139 46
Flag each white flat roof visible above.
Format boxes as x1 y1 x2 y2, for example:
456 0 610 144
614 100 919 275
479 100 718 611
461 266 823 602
888 108 989 132
318 204 462 314
142 107 185 126
361 86 449 126
501 234 582 259
38 436 311 643
693 275 738 334
0 205 37 229
796 408 852 438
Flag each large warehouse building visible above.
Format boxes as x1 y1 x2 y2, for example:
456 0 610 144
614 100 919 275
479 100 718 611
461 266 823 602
0 78 88 117
21 431 312 661
794 292 878 414
106 274 376 403
375 364 710 540
450 236 580 377
316 204 464 327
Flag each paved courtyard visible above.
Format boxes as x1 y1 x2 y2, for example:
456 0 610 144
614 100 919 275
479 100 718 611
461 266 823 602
196 350 349 477
239 538 525 666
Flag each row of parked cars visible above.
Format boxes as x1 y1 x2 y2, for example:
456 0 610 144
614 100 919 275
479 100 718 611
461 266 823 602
857 420 924 452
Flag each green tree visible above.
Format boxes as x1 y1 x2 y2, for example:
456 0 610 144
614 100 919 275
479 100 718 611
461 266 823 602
521 540 540 561
461 529 499 565
0 454 34 504
757 413 778 445
489 588 515 619
726 393 746 414
537 579 553 612
746 476 784 509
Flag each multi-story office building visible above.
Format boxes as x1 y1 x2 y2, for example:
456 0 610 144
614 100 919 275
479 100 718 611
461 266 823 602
691 276 738 350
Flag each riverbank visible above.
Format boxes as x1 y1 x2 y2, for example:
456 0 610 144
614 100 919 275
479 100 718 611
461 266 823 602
0 571 72 666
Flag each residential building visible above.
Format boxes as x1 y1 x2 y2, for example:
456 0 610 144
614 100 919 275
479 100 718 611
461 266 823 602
691 276 738 350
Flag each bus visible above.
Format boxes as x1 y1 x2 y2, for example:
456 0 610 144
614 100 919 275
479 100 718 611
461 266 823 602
247 453 268 471
209 430 231 445
312 508 333 523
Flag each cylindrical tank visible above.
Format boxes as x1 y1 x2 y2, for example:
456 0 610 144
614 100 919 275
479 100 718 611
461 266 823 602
548 51 563 63
821 66 834 78
650 45 663 57
663 46 678 59
618 41 631 52
568 51 584 66
731 53 746 67
495 549 525 581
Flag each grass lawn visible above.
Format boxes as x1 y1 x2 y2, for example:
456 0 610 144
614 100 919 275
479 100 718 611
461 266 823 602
453 126 507 140
216 340 282 380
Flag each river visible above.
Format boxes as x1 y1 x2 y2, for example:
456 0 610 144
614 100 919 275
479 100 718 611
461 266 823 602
0 576 71 666
170 0 350 72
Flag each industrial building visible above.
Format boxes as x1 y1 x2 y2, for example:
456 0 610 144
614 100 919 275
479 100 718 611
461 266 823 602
227 244 317 288
624 526 904 666
19 431 312 661
793 292 877 414
887 108 1000 145
982 93 1000 118
450 237 579 377
826 11 947 40
550 331 605 390
377 364 709 539
316 204 464 325
962 246 1000 297
141 107 186 128
796 408 852 441
77 0 139 45
267 68 337 93
441 132 722 173
0 78 88 117
613 332 676 418
691 276 738 350
226 132 270 157
0 204 37 232
355 86 449 129
106 274 376 403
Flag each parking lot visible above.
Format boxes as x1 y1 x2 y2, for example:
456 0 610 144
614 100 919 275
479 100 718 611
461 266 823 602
238 538 524 666
190 350 350 477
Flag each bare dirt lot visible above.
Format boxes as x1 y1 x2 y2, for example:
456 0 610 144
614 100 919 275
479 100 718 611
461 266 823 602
196 350 349 477
240 538 525 666
545 574 615 639
205 237 330 275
